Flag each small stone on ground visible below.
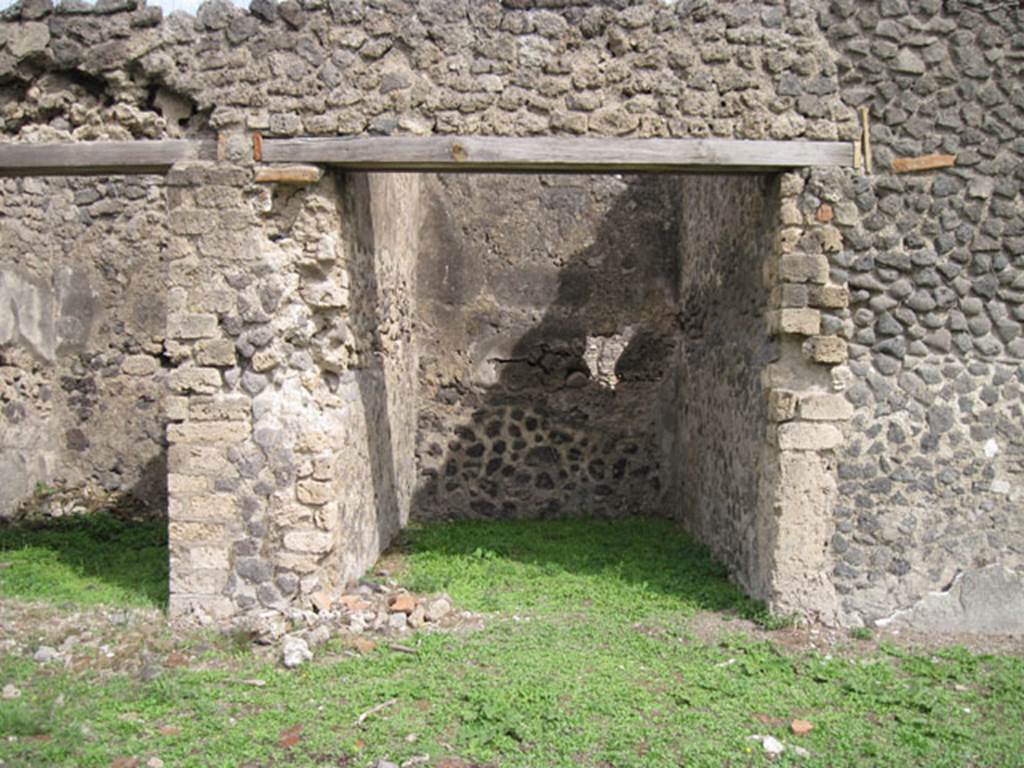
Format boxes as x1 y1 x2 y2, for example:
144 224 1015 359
281 635 312 668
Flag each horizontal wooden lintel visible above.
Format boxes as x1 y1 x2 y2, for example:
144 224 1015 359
0 136 856 177
0 139 216 177
260 136 855 173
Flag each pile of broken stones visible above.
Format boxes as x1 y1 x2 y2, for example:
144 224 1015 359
229 576 481 669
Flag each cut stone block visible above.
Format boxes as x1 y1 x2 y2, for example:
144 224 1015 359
767 389 798 422
195 338 237 367
168 420 250 444
799 393 854 421
777 422 844 451
189 395 251 422
284 530 334 554
768 308 821 336
168 367 223 394
803 335 848 363
779 253 829 284
808 284 849 309
168 313 219 340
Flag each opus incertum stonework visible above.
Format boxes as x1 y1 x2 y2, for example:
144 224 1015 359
0 0 1021 633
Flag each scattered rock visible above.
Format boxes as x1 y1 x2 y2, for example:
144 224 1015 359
278 723 303 748
232 610 287 644
2 683 20 699
339 594 372 611
310 590 333 614
424 596 452 622
749 734 785 756
222 582 472 658
350 637 377 655
164 652 188 668
146 759 165 768
349 613 368 634
281 635 312 668
790 718 814 735
33 645 60 664
388 594 417 615
139 659 162 682
307 624 331 648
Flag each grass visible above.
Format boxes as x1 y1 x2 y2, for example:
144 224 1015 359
1 517 1022 767
0 511 168 607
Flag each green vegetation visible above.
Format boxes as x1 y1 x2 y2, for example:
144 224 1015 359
0 511 168 607
1 518 1022 767
850 626 875 641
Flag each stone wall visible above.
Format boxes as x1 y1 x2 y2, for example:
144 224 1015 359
0 0 854 144
0 175 168 517
413 173 679 521
342 172 419 574
666 174 779 597
818 1 1024 627
164 161 417 621
1 0 1022 630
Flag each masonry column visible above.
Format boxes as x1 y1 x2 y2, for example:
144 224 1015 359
163 157 421 623
164 160 258 621
757 170 852 624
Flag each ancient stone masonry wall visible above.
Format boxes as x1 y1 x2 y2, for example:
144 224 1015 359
665 170 850 624
165 159 417 621
0 0 854 144
758 169 852 623
413 173 680 521
0 175 169 517
668 174 779 599
341 172 419 571
818 0 1024 628
1 0 1023 631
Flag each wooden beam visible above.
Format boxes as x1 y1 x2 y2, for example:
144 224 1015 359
0 136 857 177
0 139 217 177
254 164 324 184
891 153 956 173
260 136 855 173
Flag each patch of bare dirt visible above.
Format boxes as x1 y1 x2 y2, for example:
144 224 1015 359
685 610 1024 657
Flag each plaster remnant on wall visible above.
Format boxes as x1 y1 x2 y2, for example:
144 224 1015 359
583 329 636 391
875 567 1024 634
0 267 55 361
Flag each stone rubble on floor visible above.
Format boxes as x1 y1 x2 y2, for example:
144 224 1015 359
228 577 469 668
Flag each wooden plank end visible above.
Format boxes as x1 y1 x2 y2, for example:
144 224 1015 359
254 164 324 184
891 154 957 173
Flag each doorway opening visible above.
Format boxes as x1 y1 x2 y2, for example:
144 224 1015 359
411 172 779 599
